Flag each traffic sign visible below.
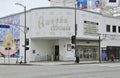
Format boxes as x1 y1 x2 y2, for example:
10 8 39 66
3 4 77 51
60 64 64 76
0 25 10 28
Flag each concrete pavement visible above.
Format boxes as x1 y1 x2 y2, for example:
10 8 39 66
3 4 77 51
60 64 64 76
0 60 99 65
1 62 120 78
27 61 99 66
1 60 119 66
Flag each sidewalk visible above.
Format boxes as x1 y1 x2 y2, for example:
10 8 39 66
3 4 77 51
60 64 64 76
1 60 119 66
27 61 99 66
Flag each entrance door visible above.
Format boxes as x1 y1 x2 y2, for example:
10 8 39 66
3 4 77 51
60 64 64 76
107 46 120 60
55 46 59 61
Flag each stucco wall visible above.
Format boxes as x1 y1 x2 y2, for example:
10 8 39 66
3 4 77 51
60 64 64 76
30 39 54 61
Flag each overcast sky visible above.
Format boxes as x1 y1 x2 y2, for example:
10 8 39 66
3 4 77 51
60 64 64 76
0 0 50 17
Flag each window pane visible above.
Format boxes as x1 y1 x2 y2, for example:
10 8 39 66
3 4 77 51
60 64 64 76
113 25 116 32
109 0 116 2
106 25 110 32
118 26 120 33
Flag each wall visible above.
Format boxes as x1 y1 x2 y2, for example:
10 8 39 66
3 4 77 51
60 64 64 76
100 16 120 47
59 39 75 61
19 12 31 62
30 7 102 39
50 0 76 7
29 7 120 61
30 38 75 61
30 8 75 38
30 39 54 61
76 9 102 38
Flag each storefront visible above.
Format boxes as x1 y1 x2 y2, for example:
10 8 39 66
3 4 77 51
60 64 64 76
106 46 120 61
76 40 99 61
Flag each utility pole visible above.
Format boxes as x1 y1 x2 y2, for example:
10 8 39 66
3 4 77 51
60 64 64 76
99 34 101 63
74 3 79 63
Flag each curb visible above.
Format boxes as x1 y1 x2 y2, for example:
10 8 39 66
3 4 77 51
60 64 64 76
0 61 120 66
0 63 33 66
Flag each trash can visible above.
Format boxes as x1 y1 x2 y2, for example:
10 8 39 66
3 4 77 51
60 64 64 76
51 54 54 62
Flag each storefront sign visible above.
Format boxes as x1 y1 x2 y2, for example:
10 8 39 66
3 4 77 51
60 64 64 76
38 16 72 36
84 21 98 36
102 34 120 40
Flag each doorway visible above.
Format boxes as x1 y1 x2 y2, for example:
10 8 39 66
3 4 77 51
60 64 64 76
106 46 120 60
55 46 59 61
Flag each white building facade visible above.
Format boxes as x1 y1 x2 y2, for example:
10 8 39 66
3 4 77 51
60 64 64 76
0 7 120 63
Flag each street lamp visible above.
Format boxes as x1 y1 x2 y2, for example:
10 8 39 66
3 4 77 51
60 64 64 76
15 3 27 64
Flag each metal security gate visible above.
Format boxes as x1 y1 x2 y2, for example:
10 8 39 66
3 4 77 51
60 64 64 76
77 46 99 61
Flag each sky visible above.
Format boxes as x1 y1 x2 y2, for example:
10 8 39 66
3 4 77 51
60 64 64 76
0 0 50 17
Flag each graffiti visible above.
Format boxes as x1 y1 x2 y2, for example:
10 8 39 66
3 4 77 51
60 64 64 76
0 16 20 57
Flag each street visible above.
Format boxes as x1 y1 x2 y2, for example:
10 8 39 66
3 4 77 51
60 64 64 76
0 63 120 78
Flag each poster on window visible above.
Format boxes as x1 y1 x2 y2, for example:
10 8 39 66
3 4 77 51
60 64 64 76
67 44 72 51
91 0 102 8
77 0 87 9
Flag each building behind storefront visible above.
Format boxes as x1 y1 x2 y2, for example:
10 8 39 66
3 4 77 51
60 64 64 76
0 6 120 63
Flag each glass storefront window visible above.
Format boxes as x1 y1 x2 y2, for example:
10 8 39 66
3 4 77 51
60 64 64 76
77 46 99 61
